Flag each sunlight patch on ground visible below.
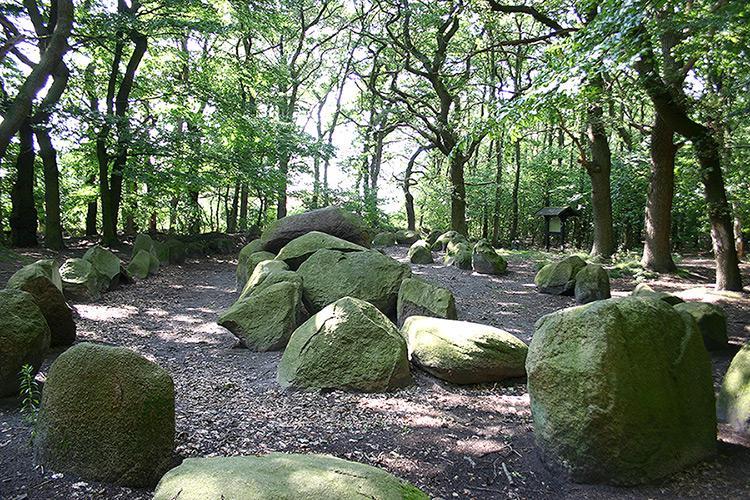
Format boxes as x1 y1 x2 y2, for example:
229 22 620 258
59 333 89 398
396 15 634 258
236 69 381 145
145 308 170 317
76 304 138 321
170 314 203 324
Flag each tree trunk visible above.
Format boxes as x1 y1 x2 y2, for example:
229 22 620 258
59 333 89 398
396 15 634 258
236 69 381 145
10 122 38 247
36 127 64 250
227 179 240 233
641 113 677 272
491 135 504 246
509 140 521 245
86 175 98 236
188 190 201 234
586 84 615 259
277 154 288 219
239 183 249 231
449 154 468 235
735 206 745 260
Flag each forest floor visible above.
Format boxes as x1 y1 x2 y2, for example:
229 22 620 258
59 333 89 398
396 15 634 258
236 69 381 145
1 242 749 500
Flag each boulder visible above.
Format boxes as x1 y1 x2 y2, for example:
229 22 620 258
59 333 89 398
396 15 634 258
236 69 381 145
297 249 411 318
237 240 266 279
275 231 366 270
471 240 507 275
278 297 411 392
152 240 169 264
245 259 289 292
219 282 305 351
128 249 152 279
148 252 160 274
717 343 750 434
132 233 156 258
631 283 684 305
60 258 106 302
82 245 122 285
443 243 472 270
402 316 527 384
153 453 428 500
34 343 175 487
236 250 275 290
574 264 611 304
527 296 716 484
407 240 433 264
7 260 76 346
424 229 442 247
0 289 51 397
432 230 466 251
372 232 397 247
164 239 186 264
260 206 370 253
534 255 587 295
673 302 728 351
395 229 419 245
397 278 457 327
239 270 303 301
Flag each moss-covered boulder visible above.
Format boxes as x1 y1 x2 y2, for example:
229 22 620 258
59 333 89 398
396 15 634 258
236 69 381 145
0 289 51 397
276 231 366 270
7 260 76 346
372 232 397 247
717 343 750 434
34 343 175 487
471 240 507 275
527 296 716 484
397 278 456 327
82 245 122 285
239 269 303 301
408 240 433 264
443 243 472 270
59 258 106 302
402 316 527 384
534 255 587 295
164 239 186 264
424 229 442 247
278 297 411 392
261 206 370 253
132 233 155 258
245 259 289 292
128 249 152 279
631 283 684 305
153 453 428 500
297 249 411 318
219 282 305 351
395 229 419 245
236 250 275 290
152 240 169 264
432 230 466 251
673 302 728 351
574 263 611 304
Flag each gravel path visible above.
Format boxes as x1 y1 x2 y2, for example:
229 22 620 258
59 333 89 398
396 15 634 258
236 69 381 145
1 246 749 499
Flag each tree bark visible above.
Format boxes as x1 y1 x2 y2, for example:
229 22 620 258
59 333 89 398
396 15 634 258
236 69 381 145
227 179 240 232
449 154 468 235
509 140 521 245
239 183 249 231
10 122 38 247
36 128 64 250
491 134 504 246
86 176 98 236
641 113 677 272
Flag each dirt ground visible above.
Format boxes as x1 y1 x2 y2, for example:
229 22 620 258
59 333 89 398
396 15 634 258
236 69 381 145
1 243 749 500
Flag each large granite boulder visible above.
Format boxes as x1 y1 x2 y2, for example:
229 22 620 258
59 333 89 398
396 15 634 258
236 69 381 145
397 278 457 327
443 242 472 270
673 302 728 351
534 255 587 295
236 251 275 290
717 343 750 434
278 297 411 392
471 240 507 275
275 231 366 270
219 282 305 351
574 264 611 304
59 258 106 302
631 283 684 306
153 453 428 500
424 229 442 247
372 232 397 247
0 289 51 397
297 249 411 318
401 316 527 384
163 239 186 264
395 229 420 245
408 240 433 265
244 259 289 293
7 260 76 346
527 296 716 484
34 343 175 487
132 233 156 258
239 270 303 301
83 245 122 286
432 230 466 251
260 206 370 253
128 249 152 279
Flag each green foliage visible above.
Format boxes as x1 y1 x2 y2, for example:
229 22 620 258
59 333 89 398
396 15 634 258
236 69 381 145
19 364 41 432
